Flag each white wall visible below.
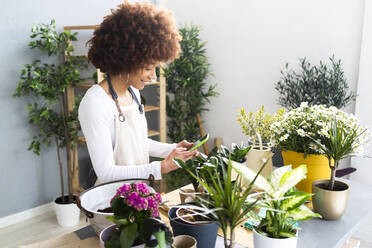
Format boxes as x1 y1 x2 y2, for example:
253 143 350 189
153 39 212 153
351 0 372 185
161 0 365 149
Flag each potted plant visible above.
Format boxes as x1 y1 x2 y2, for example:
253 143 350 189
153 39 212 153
271 103 341 193
308 113 370 219
237 106 285 175
14 20 88 226
275 56 357 110
164 24 219 191
175 145 267 248
100 182 173 248
232 162 321 248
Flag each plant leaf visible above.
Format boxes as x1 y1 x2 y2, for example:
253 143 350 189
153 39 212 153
287 205 321 221
227 158 272 193
120 223 138 248
272 164 307 199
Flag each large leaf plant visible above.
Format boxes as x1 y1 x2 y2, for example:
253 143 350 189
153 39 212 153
232 162 321 239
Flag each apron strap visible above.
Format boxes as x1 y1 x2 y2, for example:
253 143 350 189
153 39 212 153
128 87 144 114
107 75 143 122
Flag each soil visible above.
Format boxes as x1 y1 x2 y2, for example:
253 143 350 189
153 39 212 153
98 207 113 213
317 182 348 191
55 195 76 204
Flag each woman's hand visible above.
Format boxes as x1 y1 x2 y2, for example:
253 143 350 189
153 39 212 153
161 147 198 174
176 140 194 150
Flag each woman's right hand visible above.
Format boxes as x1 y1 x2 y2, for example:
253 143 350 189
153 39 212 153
160 147 198 174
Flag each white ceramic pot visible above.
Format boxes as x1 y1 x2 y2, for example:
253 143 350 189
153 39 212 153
54 196 80 227
253 228 298 248
99 224 145 248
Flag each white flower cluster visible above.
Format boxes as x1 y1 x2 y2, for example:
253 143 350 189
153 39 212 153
271 102 371 155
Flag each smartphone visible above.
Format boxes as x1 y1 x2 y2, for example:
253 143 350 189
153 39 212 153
189 134 209 151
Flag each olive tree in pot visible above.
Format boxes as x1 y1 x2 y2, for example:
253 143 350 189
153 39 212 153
232 163 321 248
308 113 370 220
275 56 357 110
14 20 88 226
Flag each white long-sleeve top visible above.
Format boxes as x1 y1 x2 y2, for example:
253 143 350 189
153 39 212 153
78 85 176 183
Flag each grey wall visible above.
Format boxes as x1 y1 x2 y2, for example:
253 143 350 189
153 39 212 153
0 0 138 218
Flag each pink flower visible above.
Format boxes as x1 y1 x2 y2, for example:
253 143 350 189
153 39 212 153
134 197 148 211
147 196 158 210
127 192 139 207
152 209 159 218
117 184 132 196
133 182 151 196
154 193 162 203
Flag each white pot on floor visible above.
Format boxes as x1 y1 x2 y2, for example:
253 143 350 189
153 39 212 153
54 195 80 227
253 228 298 248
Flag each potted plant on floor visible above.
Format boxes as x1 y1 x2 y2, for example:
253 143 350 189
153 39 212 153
175 146 268 248
100 182 173 248
232 163 321 248
14 20 88 226
237 106 285 171
308 114 370 220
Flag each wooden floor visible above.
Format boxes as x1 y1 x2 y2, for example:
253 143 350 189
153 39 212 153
0 211 88 248
0 211 372 248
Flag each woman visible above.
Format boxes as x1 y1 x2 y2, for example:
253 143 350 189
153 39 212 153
79 1 198 185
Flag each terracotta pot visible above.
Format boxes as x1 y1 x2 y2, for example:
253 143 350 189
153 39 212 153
253 228 298 248
282 150 331 193
312 179 349 220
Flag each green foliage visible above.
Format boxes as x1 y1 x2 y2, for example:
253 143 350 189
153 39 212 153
106 196 172 248
275 56 356 110
233 163 321 239
164 24 218 190
13 20 88 197
308 115 370 190
175 152 265 248
164 24 218 142
237 106 285 145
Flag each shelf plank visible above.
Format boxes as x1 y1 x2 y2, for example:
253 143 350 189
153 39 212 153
75 81 96 90
64 25 98 30
148 130 160 137
144 105 160 112
146 81 160 86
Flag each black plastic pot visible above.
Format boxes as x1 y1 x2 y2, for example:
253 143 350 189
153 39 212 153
168 206 219 248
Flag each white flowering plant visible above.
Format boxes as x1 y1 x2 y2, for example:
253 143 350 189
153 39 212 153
271 102 370 158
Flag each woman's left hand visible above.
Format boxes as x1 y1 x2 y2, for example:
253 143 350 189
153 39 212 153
176 140 193 150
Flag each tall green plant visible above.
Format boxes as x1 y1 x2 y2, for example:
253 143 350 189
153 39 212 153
163 24 218 190
14 20 88 202
275 56 356 109
175 155 266 248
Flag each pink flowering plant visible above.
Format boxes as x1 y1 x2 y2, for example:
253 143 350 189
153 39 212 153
105 182 172 248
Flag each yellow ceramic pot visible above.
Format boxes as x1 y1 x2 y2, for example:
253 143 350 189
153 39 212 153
281 150 331 193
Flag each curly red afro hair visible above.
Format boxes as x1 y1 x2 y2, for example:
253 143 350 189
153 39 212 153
87 1 181 75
